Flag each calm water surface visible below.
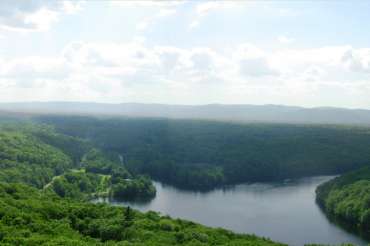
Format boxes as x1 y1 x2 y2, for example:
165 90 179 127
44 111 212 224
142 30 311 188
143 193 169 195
95 176 368 246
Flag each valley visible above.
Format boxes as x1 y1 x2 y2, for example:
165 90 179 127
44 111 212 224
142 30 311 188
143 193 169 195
0 115 370 245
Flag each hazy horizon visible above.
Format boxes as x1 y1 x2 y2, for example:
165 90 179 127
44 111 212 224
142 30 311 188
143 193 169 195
1 100 370 111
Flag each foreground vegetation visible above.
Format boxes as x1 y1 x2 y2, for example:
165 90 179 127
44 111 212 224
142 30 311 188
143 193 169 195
39 115 370 190
0 182 285 246
0 122 285 245
316 166 370 237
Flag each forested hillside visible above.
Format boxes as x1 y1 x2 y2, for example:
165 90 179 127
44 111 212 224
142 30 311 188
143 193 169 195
0 128 73 188
316 166 370 236
0 182 287 246
0 124 155 201
38 115 370 189
0 122 286 245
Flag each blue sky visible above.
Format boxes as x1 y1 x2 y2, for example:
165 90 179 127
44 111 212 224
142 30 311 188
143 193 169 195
1 1 370 108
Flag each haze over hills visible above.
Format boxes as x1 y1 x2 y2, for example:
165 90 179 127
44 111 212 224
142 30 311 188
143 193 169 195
1 102 370 125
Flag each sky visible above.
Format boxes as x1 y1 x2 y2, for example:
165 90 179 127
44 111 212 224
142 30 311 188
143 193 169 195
1 0 370 109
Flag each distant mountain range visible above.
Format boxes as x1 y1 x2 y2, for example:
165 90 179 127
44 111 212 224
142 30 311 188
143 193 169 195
1 102 370 126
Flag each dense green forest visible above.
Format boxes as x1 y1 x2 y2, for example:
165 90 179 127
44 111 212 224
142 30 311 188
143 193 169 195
0 115 367 245
316 166 370 236
0 182 286 246
38 116 370 189
45 169 106 200
0 128 73 188
0 121 287 245
0 124 155 201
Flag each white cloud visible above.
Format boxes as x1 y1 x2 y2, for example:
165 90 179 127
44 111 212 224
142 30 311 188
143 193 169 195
111 0 182 31
2 41 370 106
112 0 181 32
190 1 240 29
195 1 238 16
341 48 370 73
111 1 184 8
277 35 295 44
234 43 266 60
239 58 279 77
0 1 82 32
23 7 59 32
62 1 83 14
137 8 177 31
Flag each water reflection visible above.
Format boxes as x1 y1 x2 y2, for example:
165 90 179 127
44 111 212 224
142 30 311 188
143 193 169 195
93 176 368 246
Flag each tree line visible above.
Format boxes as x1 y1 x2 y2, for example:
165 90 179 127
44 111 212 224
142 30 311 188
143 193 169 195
38 115 370 190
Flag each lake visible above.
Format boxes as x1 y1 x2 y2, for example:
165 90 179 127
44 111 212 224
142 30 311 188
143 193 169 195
94 176 368 246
